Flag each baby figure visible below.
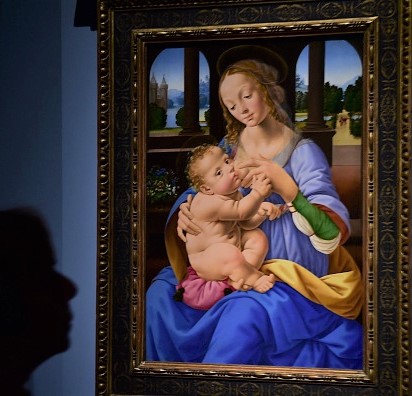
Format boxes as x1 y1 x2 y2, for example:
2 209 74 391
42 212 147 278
184 144 282 292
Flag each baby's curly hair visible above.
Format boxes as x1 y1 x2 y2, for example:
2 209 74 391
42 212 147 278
186 144 222 191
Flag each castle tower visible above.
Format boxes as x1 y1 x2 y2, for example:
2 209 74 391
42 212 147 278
158 75 168 111
149 74 158 105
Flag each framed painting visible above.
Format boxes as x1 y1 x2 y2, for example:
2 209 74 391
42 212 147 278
96 1 411 395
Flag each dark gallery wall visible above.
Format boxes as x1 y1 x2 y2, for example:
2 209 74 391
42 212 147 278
0 1 96 395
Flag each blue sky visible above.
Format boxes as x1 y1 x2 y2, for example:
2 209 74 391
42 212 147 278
150 40 362 90
151 49 209 91
297 40 362 87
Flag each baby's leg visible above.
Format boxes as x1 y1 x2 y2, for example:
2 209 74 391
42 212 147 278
189 243 272 292
189 243 247 283
241 228 268 269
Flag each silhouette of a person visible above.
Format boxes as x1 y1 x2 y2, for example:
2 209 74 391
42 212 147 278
0 208 77 395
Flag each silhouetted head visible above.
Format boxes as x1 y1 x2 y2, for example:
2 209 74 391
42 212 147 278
0 208 77 390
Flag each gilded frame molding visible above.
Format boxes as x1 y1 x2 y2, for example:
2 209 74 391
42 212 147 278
96 1 411 395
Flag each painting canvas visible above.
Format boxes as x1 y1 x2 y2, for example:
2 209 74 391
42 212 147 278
144 40 365 365
96 1 411 395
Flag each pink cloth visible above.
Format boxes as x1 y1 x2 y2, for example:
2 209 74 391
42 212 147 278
176 266 235 310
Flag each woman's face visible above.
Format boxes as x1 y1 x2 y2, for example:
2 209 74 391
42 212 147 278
219 73 271 127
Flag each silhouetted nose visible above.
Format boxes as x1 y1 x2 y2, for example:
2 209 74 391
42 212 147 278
58 274 78 301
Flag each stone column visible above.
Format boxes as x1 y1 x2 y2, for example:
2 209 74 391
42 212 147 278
180 48 203 135
302 41 335 164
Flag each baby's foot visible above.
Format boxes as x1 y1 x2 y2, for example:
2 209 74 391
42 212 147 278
253 273 275 293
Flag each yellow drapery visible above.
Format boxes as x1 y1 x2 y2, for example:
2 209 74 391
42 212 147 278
261 245 363 319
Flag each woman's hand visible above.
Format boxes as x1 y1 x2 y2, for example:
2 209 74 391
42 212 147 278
237 156 299 202
177 194 202 242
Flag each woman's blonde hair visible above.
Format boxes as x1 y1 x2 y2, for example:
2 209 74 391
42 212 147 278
219 59 292 144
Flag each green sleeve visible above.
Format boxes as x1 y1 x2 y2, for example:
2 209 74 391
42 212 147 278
291 191 340 240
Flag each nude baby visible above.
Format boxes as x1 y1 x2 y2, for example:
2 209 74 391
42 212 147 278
185 144 282 293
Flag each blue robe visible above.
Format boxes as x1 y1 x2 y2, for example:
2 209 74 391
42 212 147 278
146 139 363 368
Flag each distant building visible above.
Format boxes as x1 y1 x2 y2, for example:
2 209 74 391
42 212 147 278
149 74 168 111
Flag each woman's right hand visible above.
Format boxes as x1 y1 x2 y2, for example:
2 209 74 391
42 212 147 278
238 156 299 202
177 194 202 242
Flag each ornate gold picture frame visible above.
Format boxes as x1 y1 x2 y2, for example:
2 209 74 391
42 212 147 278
96 1 411 394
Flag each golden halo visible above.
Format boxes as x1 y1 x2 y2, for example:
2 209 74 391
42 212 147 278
216 45 288 83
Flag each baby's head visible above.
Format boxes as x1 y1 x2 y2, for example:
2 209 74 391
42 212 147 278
186 144 240 196
186 144 218 191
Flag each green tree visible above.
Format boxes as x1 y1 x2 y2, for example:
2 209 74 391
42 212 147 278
295 90 308 112
176 107 184 127
295 73 306 91
295 73 308 112
148 103 167 130
350 117 362 138
344 77 362 112
323 82 343 115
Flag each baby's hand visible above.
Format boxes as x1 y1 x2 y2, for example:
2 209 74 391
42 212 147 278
251 174 271 197
258 202 287 220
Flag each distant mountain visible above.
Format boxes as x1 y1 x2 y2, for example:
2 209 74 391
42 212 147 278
168 89 183 101
296 83 308 93
168 87 210 108
340 75 361 90
168 89 184 108
296 75 361 92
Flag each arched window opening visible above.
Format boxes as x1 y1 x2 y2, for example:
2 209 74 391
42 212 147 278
295 40 362 147
148 48 210 137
